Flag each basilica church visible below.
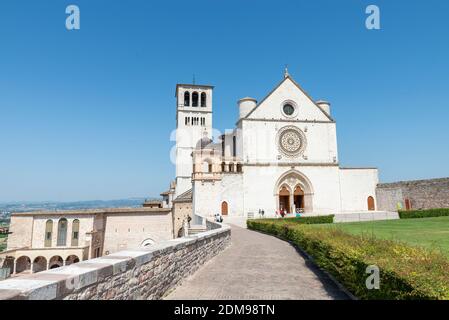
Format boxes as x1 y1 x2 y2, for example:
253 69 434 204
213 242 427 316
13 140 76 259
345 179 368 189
170 71 379 219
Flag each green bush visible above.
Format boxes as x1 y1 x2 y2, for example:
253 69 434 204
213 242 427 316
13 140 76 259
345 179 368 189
399 208 449 219
256 215 334 225
247 219 449 300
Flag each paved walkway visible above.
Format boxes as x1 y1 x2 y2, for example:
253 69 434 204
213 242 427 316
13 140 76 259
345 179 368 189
165 225 348 300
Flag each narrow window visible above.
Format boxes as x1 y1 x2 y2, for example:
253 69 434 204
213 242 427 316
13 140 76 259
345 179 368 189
192 92 199 107
71 219 80 247
45 220 53 247
201 92 206 107
208 163 213 173
221 137 225 156
184 91 190 106
233 136 237 157
221 162 226 172
57 218 68 247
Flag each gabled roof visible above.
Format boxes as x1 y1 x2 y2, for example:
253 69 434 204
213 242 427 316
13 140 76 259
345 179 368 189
237 75 335 125
173 188 193 203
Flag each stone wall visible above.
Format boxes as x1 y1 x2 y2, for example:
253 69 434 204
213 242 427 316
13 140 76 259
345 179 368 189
0 223 230 300
172 201 192 238
376 178 449 212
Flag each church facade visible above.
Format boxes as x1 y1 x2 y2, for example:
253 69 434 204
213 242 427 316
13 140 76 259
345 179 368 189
173 72 379 219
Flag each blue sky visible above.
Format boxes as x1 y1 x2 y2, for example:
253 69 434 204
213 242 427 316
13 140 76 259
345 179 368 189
0 0 448 202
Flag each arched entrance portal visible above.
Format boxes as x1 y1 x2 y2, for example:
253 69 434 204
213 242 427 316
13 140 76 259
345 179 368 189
405 198 412 211
367 196 375 211
221 201 228 216
279 186 291 213
275 170 314 214
294 186 305 212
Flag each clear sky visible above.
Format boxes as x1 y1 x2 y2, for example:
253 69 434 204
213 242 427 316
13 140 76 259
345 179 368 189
0 0 448 202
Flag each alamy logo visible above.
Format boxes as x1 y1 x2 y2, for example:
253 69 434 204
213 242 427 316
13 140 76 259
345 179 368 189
366 5 381 30
366 265 380 290
66 5 80 30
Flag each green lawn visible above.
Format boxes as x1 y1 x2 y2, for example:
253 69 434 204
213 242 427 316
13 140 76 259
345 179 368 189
320 216 449 258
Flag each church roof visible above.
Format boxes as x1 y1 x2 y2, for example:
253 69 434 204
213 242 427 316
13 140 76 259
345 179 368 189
12 207 171 217
173 189 193 203
196 136 214 150
236 74 335 125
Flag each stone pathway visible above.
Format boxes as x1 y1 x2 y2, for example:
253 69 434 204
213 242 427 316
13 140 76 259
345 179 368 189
165 225 348 300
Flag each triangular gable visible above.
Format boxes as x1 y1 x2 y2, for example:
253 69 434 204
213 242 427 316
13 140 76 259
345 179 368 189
239 76 334 123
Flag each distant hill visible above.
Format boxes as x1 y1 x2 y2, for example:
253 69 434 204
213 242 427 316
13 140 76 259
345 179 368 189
0 198 152 216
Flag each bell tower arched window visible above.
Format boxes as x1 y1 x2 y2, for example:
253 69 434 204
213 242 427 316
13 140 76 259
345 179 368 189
184 91 190 106
201 92 206 107
192 92 199 107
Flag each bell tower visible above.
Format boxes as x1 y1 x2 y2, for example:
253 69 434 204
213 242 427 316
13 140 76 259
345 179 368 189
175 83 214 197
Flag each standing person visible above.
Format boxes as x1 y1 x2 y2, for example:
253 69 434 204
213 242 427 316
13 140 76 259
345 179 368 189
187 215 192 228
261 209 265 218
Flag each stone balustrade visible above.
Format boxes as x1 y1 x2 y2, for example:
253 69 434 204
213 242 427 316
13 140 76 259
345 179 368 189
0 222 230 300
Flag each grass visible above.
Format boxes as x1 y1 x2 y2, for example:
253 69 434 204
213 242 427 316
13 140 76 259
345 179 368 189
318 216 449 258
248 219 449 299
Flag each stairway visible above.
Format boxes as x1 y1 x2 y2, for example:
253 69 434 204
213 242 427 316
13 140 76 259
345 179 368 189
188 224 207 235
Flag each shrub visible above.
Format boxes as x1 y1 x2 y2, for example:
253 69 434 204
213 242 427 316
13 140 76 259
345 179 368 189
399 208 449 219
255 215 334 225
247 219 449 300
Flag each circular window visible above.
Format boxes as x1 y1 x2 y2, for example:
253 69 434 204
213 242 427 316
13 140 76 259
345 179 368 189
283 104 295 116
277 126 307 158
281 101 298 118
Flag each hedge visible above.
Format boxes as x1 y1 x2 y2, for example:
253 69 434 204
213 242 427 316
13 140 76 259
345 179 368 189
247 219 449 300
399 208 449 219
258 215 334 225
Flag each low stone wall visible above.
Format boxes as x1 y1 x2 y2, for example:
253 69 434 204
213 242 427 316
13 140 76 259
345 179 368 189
334 212 399 223
377 178 449 212
0 224 231 300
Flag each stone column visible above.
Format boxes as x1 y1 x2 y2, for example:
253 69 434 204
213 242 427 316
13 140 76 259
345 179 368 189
290 193 294 214
12 261 17 275
30 262 34 274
